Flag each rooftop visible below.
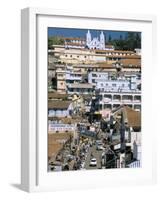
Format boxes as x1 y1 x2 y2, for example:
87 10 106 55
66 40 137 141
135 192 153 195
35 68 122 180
48 92 68 100
67 83 93 89
48 133 71 159
48 100 72 109
64 37 85 41
65 42 85 47
95 49 135 54
113 105 141 129
119 58 141 67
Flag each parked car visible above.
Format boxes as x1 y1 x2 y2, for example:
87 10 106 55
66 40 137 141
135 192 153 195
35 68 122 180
96 144 105 151
90 158 97 167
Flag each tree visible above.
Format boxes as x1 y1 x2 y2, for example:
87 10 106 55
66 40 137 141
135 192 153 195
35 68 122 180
108 34 112 43
108 32 141 51
48 36 64 49
119 34 123 40
135 33 141 49
48 38 53 49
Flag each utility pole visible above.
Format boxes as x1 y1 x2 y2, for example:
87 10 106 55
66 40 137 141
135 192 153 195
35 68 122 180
119 111 126 168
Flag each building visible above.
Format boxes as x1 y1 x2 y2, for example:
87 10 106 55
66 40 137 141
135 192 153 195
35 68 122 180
86 30 106 50
67 83 94 95
48 122 76 133
63 30 114 51
48 92 68 101
64 37 86 49
65 69 83 84
88 71 109 85
48 132 72 164
56 70 66 93
51 44 140 64
112 105 141 166
95 91 141 111
48 100 73 117
89 72 141 111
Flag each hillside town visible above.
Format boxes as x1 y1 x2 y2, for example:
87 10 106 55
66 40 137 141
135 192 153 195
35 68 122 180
48 30 141 172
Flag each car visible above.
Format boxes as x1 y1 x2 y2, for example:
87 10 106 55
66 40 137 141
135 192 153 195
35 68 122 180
96 144 105 151
96 141 105 150
90 158 97 167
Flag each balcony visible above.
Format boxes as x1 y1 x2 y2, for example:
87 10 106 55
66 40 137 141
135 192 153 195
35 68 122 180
133 96 141 103
113 95 121 102
122 95 133 103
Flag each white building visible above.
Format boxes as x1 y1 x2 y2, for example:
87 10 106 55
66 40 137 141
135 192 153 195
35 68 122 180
86 30 106 50
89 72 141 111
48 122 76 133
48 100 73 117
65 70 83 84
88 72 139 92
67 83 94 95
88 72 109 85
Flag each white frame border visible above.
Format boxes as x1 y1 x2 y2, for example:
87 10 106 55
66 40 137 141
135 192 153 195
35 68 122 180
21 7 157 192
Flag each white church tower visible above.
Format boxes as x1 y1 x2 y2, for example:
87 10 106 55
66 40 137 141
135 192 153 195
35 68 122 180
86 30 92 47
99 31 105 50
86 30 105 50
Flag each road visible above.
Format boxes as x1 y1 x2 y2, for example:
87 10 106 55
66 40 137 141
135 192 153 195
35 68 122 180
85 145 103 169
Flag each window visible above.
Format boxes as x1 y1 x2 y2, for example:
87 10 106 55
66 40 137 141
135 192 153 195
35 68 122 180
92 73 97 77
112 84 116 87
58 74 63 77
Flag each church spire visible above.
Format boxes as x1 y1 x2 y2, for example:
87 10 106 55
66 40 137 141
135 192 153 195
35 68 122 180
86 30 91 47
100 31 105 49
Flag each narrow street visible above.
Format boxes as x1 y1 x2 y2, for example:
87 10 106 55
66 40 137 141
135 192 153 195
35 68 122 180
85 145 103 169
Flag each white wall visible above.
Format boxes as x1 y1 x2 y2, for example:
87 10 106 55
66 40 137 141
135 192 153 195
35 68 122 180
0 0 160 199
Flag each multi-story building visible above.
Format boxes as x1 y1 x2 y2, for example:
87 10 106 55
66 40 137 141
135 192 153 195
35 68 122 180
88 72 141 111
50 45 140 64
48 100 73 118
48 122 76 133
65 70 83 84
96 91 141 111
56 70 66 93
88 71 109 85
112 106 141 167
67 83 94 95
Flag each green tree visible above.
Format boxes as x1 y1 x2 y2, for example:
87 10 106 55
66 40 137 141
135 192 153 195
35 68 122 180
48 38 53 49
48 36 64 49
108 34 112 43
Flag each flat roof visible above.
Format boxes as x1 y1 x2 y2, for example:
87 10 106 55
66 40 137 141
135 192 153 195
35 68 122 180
119 58 141 67
113 105 141 128
48 100 72 109
48 92 68 99
48 133 71 158
68 83 93 89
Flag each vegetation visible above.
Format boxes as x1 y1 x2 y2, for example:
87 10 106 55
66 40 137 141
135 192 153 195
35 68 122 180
48 36 64 48
106 32 141 51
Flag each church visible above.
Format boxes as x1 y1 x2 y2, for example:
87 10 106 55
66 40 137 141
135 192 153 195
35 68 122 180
86 30 105 50
64 30 114 50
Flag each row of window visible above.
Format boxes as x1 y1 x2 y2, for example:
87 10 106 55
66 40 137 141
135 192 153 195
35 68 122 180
98 83 128 87
65 54 87 58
